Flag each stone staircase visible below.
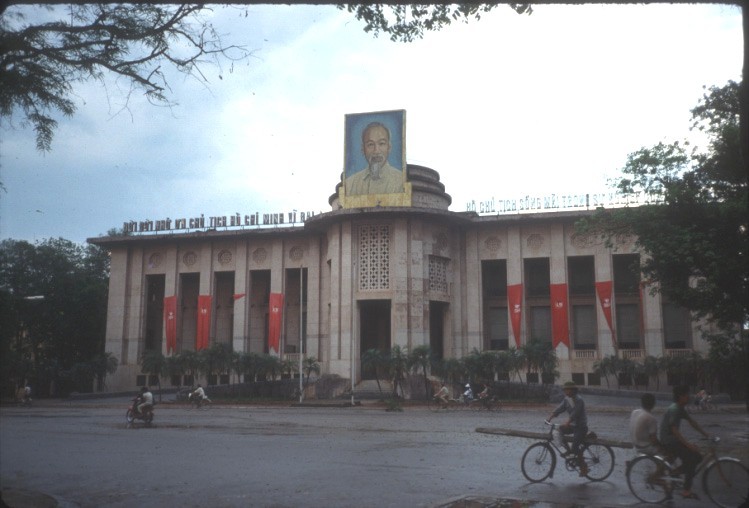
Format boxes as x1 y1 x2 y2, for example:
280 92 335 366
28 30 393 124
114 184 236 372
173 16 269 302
347 379 392 400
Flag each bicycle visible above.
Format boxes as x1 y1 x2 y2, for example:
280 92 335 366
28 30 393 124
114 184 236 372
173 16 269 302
626 437 748 507
520 420 615 483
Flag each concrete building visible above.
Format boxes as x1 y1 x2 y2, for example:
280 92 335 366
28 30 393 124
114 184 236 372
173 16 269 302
89 163 710 393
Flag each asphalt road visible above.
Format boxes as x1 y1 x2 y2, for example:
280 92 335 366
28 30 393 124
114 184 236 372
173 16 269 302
1 395 747 508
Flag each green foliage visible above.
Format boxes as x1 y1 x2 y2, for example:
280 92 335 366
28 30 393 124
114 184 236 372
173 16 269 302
341 4 531 43
302 356 320 388
389 345 409 398
577 81 747 331
0 238 111 397
407 345 433 400
521 339 558 384
1 4 249 151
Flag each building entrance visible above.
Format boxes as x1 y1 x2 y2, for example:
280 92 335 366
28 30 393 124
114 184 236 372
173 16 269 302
359 300 391 380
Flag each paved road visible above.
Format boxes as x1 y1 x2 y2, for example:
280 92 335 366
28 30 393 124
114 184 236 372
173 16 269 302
1 395 746 508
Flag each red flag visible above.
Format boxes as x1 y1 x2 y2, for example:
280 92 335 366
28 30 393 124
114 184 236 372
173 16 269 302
507 284 523 348
196 295 212 351
595 281 616 347
550 283 569 348
163 296 177 354
232 293 246 300
268 293 284 355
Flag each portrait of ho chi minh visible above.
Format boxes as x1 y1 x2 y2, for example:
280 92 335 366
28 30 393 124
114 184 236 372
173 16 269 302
345 120 404 196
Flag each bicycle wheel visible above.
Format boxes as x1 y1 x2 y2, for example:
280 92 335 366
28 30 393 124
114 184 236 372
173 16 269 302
582 443 615 481
702 458 749 508
521 442 556 483
626 455 670 504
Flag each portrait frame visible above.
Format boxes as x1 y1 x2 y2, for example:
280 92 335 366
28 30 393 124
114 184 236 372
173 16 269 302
343 109 407 200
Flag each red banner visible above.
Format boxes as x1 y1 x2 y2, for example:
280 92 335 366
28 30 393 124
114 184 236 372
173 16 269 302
268 293 284 355
550 283 569 348
232 293 246 300
164 296 177 354
196 295 212 351
507 284 523 348
595 281 616 347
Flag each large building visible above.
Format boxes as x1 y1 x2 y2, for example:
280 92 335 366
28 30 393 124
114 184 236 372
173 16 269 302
90 112 713 393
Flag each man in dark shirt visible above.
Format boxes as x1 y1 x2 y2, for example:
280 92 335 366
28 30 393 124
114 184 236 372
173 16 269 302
659 385 709 500
548 381 589 476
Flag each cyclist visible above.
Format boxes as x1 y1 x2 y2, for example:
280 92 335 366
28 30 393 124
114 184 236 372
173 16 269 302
659 384 710 500
548 381 588 477
629 393 660 457
434 383 449 407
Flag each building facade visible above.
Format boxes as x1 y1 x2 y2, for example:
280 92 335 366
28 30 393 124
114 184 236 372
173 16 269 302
90 164 710 393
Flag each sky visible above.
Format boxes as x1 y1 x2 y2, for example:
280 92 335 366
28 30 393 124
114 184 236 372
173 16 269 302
0 3 743 244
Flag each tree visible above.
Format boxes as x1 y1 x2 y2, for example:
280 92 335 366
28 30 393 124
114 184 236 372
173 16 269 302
301 356 320 389
407 345 433 401
577 81 746 332
361 348 388 397
140 350 165 401
1 4 249 151
342 4 532 43
388 345 409 398
0 238 111 397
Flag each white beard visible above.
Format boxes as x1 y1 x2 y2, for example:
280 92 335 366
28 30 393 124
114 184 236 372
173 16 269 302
369 159 384 179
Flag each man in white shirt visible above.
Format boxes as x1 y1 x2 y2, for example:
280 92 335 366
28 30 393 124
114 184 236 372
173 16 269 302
629 393 659 456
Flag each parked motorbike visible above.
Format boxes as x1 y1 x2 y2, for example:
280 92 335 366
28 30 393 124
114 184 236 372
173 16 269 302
126 397 154 426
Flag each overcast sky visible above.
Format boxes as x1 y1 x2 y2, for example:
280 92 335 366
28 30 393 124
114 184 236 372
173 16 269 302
0 4 742 244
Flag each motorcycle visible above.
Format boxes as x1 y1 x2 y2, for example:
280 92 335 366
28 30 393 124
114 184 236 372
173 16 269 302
188 392 211 409
126 396 155 426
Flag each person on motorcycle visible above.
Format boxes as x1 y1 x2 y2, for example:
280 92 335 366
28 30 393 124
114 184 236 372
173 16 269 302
462 383 474 404
136 386 153 415
191 384 207 408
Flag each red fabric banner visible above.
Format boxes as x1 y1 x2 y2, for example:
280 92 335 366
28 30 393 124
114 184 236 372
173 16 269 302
595 281 616 347
232 293 246 300
196 295 212 351
507 284 523 348
550 283 569 348
268 293 284 355
163 296 177 354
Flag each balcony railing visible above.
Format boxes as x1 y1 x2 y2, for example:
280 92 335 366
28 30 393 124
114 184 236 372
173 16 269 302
666 349 693 358
620 349 644 359
574 350 597 359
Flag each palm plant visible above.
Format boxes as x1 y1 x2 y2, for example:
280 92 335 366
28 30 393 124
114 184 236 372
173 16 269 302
302 356 320 388
642 355 661 390
389 345 409 398
280 358 298 379
91 352 118 391
506 347 526 383
164 354 185 386
594 355 617 388
361 348 387 396
139 350 166 401
407 345 432 400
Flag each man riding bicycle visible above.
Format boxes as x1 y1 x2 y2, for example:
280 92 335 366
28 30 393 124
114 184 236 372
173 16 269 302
660 384 709 500
548 381 589 477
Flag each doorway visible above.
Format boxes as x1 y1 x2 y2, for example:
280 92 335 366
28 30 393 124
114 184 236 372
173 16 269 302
429 301 447 360
359 300 391 379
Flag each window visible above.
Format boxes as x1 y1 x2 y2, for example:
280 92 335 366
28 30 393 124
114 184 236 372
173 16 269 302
529 306 551 343
613 254 640 295
525 258 550 297
572 305 597 349
487 306 509 350
482 260 508 350
568 256 595 296
616 304 641 349
662 302 692 349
